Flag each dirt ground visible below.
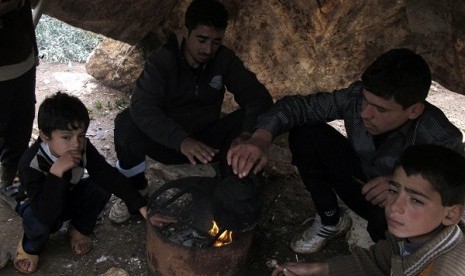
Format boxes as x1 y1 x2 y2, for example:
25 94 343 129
0 62 464 275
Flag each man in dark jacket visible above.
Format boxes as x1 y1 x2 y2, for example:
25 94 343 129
110 0 273 223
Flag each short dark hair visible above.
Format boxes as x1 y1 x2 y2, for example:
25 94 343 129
362 48 431 109
398 144 465 206
185 0 229 32
38 92 90 137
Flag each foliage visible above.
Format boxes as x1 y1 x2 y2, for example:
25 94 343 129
93 101 103 110
35 15 103 63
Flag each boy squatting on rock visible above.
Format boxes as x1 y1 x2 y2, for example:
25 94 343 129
271 144 465 276
12 92 154 274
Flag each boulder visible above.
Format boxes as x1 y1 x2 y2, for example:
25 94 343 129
85 38 144 93
61 0 465 97
34 0 179 44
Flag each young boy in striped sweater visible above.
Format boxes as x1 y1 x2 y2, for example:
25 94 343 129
272 144 465 276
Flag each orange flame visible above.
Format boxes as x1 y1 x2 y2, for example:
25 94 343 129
208 220 233 247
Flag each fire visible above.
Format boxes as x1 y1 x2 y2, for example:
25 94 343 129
208 220 233 247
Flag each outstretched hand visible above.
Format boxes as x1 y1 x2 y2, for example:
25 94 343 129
271 262 329 276
179 137 218 165
230 131 252 147
227 128 272 178
138 206 148 219
148 213 178 228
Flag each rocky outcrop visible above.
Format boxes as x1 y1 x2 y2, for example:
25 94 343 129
85 39 144 93
217 0 465 96
38 0 465 95
33 0 179 44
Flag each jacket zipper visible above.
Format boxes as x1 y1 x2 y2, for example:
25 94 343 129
193 64 206 97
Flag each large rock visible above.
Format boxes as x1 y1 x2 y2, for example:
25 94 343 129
74 0 465 97
219 0 465 96
85 38 144 93
34 0 179 44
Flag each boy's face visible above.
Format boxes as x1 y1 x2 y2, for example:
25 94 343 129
360 89 423 135
40 127 86 158
385 166 450 243
182 24 224 68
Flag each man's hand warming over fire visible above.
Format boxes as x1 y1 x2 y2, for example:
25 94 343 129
227 128 273 178
149 213 178 228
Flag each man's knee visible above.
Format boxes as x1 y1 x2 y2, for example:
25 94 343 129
289 123 350 169
289 124 327 160
114 108 134 149
114 109 148 164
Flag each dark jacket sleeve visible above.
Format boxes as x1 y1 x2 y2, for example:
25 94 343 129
0 0 37 65
219 48 273 133
256 83 360 138
84 141 146 213
130 48 190 150
19 164 70 225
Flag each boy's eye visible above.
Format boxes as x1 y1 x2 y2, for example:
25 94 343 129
410 197 424 205
376 106 387 113
387 183 399 194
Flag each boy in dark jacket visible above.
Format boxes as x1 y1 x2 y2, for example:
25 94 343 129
272 144 465 276
13 92 148 274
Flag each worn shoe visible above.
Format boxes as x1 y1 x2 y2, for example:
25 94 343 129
0 183 19 210
108 187 148 223
290 211 352 254
0 165 18 189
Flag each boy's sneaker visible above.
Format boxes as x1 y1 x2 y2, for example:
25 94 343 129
290 211 352 254
108 186 148 223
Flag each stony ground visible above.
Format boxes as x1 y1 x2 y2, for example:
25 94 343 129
0 62 464 275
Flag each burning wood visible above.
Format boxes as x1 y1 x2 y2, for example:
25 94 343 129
158 220 234 249
208 220 233 247
146 176 257 275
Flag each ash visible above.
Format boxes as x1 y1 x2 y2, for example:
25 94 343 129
161 224 213 248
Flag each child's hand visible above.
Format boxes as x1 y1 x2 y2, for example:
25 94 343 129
362 175 390 207
49 150 82 178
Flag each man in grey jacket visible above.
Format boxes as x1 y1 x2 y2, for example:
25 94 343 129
227 48 464 254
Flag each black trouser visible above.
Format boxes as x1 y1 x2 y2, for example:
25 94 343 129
114 108 244 185
18 178 110 254
288 123 387 242
0 66 36 183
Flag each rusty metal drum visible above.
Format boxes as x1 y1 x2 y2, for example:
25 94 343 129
146 221 254 275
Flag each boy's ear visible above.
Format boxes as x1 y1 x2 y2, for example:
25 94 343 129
181 26 189 39
39 131 50 141
442 204 464 226
407 102 425 120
